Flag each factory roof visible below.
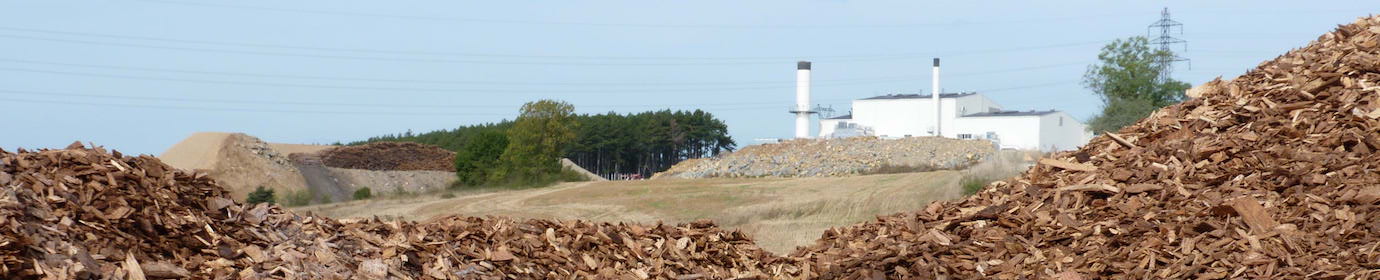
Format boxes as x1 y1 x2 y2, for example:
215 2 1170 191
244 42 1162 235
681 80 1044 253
859 92 977 100
962 110 1061 117
824 114 852 120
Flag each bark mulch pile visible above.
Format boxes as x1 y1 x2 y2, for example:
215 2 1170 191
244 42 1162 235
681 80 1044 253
318 142 455 172
6 15 1380 280
787 16 1380 279
0 143 795 279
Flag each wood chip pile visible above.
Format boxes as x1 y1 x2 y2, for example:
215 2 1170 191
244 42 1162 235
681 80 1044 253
319 142 455 172
787 16 1380 279
0 143 795 279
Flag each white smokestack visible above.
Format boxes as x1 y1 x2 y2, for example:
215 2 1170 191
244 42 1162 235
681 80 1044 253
795 61 812 139
932 58 941 137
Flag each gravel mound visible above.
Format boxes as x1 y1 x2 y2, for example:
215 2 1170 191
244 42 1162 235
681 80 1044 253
319 142 455 171
787 16 1380 279
655 136 994 179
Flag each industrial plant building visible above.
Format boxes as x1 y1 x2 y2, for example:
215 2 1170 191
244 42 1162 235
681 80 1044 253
818 92 1091 151
792 60 1092 152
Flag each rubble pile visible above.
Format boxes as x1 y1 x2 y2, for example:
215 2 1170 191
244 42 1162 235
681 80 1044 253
656 136 993 179
319 142 455 172
233 135 291 167
0 143 795 279
789 17 1380 278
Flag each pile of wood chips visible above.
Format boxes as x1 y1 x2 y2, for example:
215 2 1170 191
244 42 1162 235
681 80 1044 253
788 16 1380 279
0 142 796 279
6 15 1380 280
318 142 455 172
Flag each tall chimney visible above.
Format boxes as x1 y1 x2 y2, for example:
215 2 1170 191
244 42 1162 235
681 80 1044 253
932 58 941 137
794 61 812 139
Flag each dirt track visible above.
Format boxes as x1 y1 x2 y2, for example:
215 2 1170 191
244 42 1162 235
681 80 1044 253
290 153 350 203
297 171 968 253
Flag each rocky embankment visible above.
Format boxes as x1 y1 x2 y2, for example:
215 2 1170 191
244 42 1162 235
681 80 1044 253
655 136 994 179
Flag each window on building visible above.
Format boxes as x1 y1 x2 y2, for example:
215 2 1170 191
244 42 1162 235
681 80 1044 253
957 133 973 139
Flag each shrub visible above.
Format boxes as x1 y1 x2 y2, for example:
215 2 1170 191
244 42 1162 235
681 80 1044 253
961 176 991 195
861 164 942 175
557 167 591 183
283 189 315 207
440 193 456 199
353 187 373 200
246 186 275 204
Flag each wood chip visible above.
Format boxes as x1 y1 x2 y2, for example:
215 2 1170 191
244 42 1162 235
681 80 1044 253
1039 158 1097 172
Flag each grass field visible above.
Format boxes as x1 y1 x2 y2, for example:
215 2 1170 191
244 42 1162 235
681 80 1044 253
295 151 1032 253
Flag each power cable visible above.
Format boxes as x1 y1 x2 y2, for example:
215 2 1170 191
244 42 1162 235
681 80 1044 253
129 0 1128 30
0 57 1089 87
0 89 842 109
0 66 923 94
0 96 509 116
0 32 1108 65
0 26 1095 61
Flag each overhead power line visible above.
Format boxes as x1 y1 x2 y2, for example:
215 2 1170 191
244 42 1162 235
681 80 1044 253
0 89 840 110
0 96 509 116
0 67 924 94
0 26 1095 61
0 77 1071 115
0 60 1090 94
0 31 1108 65
129 0 1128 30
0 57 1089 87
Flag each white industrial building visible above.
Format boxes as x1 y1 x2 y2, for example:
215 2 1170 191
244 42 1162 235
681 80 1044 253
795 60 1092 152
819 93 1091 151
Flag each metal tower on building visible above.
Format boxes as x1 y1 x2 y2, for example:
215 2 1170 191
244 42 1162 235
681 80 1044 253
1147 7 1189 82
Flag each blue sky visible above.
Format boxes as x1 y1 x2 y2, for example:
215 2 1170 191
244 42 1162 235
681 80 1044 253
0 0 1370 155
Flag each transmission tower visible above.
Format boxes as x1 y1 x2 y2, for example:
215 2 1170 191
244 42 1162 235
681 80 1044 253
1147 7 1189 83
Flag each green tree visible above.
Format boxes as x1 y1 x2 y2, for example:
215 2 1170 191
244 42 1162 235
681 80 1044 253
246 186 275 204
454 130 508 186
494 99 578 184
1083 37 1191 133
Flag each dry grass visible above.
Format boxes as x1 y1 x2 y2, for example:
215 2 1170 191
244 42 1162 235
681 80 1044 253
959 150 1038 194
294 152 1035 253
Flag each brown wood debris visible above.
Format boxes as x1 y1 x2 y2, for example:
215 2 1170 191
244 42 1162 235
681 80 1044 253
787 15 1380 279
0 145 793 279
316 142 455 171
7 15 1380 279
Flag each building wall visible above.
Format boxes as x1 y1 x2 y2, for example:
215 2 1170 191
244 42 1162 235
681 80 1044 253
839 93 1087 151
1037 112 1090 151
819 119 845 137
852 97 967 138
852 99 925 138
951 116 1043 150
954 94 1003 117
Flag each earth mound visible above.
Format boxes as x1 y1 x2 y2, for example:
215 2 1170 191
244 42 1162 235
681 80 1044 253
787 16 1380 279
319 142 455 171
158 132 308 200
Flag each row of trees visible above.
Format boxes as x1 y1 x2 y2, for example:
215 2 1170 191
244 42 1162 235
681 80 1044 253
352 102 735 185
567 109 735 178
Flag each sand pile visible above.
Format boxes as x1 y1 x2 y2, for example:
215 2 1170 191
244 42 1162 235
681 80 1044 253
0 143 793 279
320 142 455 172
655 136 993 179
787 16 1380 279
158 132 309 200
